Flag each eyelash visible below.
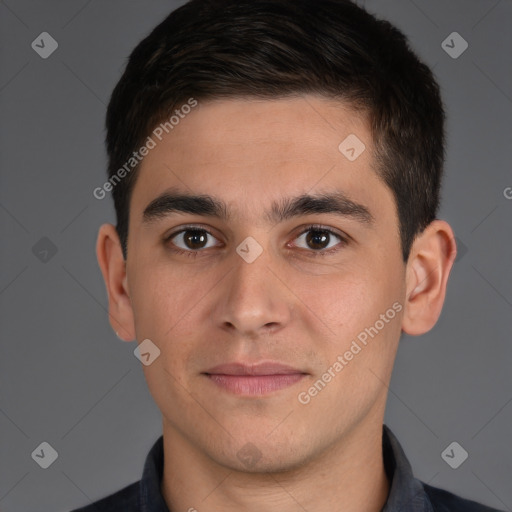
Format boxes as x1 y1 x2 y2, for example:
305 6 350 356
164 223 348 259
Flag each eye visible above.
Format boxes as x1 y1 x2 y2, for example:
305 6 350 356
166 225 220 256
290 225 347 255
164 223 348 259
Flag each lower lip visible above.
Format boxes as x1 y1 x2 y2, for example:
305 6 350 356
205 373 305 395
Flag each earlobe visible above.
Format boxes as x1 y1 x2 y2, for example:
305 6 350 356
401 220 457 336
96 223 136 341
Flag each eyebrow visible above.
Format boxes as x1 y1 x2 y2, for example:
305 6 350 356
142 187 375 227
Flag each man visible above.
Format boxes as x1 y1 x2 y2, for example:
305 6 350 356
75 0 503 510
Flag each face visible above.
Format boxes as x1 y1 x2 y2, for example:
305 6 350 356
121 96 407 471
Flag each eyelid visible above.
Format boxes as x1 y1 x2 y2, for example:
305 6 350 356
288 223 348 250
166 223 218 236
165 223 222 245
293 223 347 239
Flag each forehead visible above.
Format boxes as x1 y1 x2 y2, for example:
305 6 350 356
155 96 369 166
130 96 396 227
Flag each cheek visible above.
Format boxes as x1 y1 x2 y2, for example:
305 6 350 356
300 279 402 412
131 269 202 399
304 273 374 340
305 266 402 361
128 260 209 342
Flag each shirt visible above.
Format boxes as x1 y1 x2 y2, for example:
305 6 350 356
69 425 504 512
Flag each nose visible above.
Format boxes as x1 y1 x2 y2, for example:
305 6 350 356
215 242 292 337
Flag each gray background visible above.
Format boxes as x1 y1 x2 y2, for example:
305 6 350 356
0 0 511 511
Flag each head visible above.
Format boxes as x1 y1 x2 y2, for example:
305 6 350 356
97 0 456 473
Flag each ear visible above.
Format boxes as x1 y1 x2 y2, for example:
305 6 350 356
402 220 457 336
96 223 136 341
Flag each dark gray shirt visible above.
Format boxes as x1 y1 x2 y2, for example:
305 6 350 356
70 425 504 511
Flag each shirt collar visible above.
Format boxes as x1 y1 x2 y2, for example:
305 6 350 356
139 424 432 512
139 434 169 512
381 425 433 512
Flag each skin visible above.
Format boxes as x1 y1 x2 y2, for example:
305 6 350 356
97 96 457 512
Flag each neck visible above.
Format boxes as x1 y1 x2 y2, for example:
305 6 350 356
161 416 390 512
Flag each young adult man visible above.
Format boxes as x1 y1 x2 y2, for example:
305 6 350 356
74 0 503 510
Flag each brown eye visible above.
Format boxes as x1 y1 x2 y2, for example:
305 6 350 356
305 230 330 250
168 227 219 253
182 229 208 250
292 225 347 254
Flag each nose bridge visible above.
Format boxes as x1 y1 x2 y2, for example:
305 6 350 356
217 236 290 334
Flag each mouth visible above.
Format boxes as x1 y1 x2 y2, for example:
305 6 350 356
202 362 308 396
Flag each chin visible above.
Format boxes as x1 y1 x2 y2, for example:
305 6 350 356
212 435 315 475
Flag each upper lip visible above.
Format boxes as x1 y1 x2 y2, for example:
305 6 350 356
204 362 307 376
